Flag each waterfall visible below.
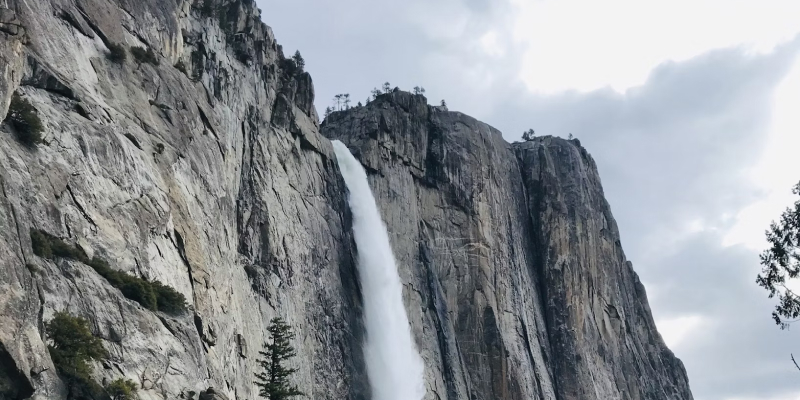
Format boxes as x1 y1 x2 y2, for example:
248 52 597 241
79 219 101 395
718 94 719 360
332 140 426 400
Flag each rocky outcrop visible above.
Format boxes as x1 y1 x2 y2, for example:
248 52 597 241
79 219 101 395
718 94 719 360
322 91 693 400
0 0 691 399
0 0 363 399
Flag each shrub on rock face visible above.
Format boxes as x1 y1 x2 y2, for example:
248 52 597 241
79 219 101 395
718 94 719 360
130 46 159 66
106 378 138 400
30 229 188 314
4 93 43 147
46 312 107 398
107 43 127 64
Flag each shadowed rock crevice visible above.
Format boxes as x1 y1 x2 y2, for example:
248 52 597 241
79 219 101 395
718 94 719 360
0 342 34 400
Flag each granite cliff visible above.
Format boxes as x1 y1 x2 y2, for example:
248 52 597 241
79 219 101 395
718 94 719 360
0 0 692 399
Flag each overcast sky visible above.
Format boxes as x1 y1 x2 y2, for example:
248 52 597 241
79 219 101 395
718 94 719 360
255 1 800 399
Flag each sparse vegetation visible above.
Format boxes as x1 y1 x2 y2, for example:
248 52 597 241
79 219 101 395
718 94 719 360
4 93 44 147
254 317 304 400
31 229 187 314
25 263 38 274
382 82 391 94
332 93 351 111
522 129 535 141
155 143 165 155
46 311 107 399
130 46 160 66
107 43 127 64
440 99 447 107
106 378 138 400
758 181 800 328
291 51 305 73
413 86 426 95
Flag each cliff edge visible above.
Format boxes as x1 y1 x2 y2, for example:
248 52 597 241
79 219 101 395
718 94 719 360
0 1 691 399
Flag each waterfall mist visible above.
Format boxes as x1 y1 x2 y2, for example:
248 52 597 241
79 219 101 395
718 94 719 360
332 140 426 400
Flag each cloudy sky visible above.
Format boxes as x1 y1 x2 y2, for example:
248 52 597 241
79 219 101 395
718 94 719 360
255 1 800 399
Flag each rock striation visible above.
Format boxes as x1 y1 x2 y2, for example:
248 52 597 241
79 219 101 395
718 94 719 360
323 92 693 400
0 0 692 399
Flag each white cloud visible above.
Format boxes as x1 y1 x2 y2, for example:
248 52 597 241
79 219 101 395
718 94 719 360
656 315 705 348
510 0 800 93
724 392 800 400
724 58 800 251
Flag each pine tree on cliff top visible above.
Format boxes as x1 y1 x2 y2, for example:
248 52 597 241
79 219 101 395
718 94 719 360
254 317 304 400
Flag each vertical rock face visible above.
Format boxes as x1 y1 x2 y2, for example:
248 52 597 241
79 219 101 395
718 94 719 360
322 91 693 400
515 139 694 400
0 1 692 400
0 0 365 399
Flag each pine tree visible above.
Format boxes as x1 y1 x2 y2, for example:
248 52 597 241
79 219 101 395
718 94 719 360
334 94 342 111
383 82 391 93
254 317 304 400
758 181 800 328
413 86 425 95
522 129 535 141
292 51 305 72
440 99 447 107
371 88 381 100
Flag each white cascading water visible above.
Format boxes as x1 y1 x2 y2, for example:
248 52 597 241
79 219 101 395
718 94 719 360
332 140 426 400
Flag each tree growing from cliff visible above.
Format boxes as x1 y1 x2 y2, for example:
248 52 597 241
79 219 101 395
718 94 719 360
343 93 351 110
105 378 138 400
383 82 391 94
46 311 108 398
758 181 800 329
333 94 342 111
371 88 382 100
254 317 304 400
5 93 44 147
413 86 426 95
440 99 447 107
522 129 535 141
292 51 305 72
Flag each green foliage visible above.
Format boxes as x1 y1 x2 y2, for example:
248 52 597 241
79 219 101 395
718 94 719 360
5 93 43 147
46 311 107 398
106 378 138 400
107 43 127 64
130 47 160 66
291 51 305 73
254 317 304 400
758 181 800 328
522 129 535 141
30 230 187 314
31 229 54 259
